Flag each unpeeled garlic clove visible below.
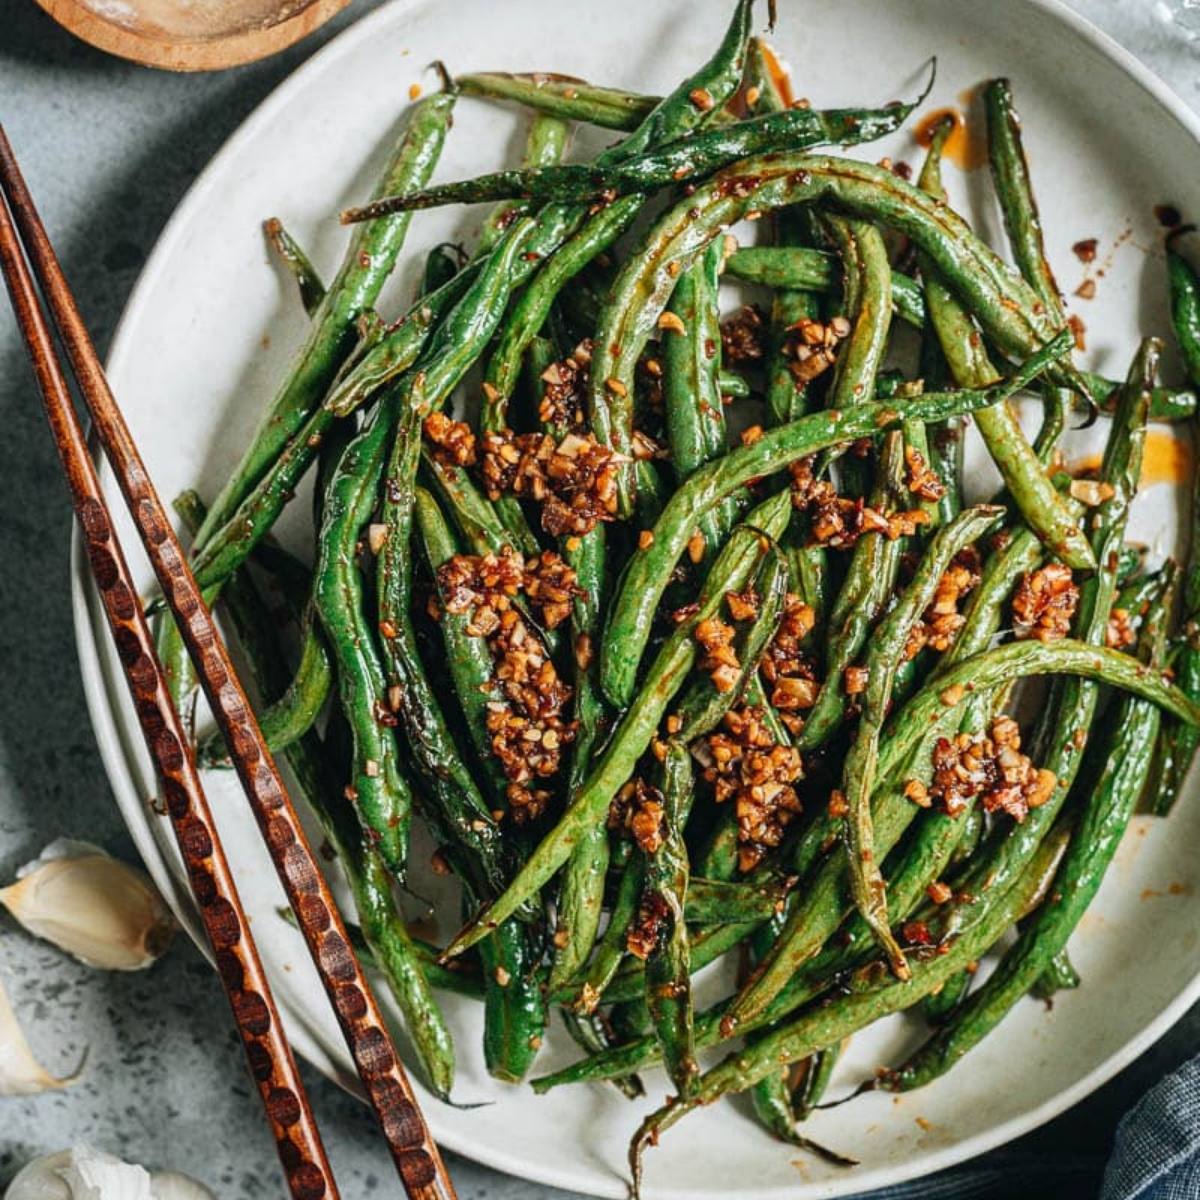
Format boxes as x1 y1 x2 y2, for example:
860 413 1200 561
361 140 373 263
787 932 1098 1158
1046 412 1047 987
5 1147 215 1200
0 974 84 1096
0 839 175 971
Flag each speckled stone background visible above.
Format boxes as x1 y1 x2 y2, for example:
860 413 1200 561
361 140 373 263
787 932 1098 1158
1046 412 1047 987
1 3 1198 1197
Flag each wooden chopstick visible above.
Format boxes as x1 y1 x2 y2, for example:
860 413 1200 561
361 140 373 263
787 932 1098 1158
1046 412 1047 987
0 125 457 1200
0 160 338 1200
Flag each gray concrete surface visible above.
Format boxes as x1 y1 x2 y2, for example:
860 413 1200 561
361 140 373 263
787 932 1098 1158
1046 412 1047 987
0 2 1197 1196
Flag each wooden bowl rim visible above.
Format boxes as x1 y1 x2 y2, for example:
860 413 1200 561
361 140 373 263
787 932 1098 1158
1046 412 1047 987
33 0 353 71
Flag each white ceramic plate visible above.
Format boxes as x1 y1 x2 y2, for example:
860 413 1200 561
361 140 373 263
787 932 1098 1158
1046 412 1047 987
72 1 1200 1196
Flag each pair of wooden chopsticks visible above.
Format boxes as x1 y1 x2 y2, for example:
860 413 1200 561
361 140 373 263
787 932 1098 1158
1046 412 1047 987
0 124 457 1200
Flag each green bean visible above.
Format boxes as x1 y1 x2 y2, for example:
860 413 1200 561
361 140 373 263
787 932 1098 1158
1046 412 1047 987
661 548 789 894
683 876 789 926
725 246 1192 423
582 0 757 162
749 1067 808 1147
916 117 1092 570
937 527 1042 675
345 831 457 1098
667 236 729 480
313 399 414 876
742 941 856 1161
841 505 1004 978
532 732 988 1092
600 332 1070 709
421 449 542 561
881 569 1174 1093
1149 242 1200 815
549 527 611 991
481 25 765 966
371 221 552 893
484 195 644 429
443 492 793 959
549 828 609 994
726 271 1189 425
589 151 1085 511
921 964 973 1024
185 305 425 595
344 98 926 220
816 215 893 480
796 1040 845 1119
724 245 926 328
643 741 699 1095
1168 235 1200 386
534 735 969 1083
718 369 751 399
458 71 659 132
795 433 907 753
1029 948 1080 1002
476 907 547 1082
196 90 457 552
983 79 1061 315
662 238 734 563
413 486 509 802
477 113 571 255
628 821 1074 1188
983 77 1075 459
263 217 327 316
419 446 558 667
418 241 462 297
569 856 645 1013
177 487 329 775
535 693 1007 1094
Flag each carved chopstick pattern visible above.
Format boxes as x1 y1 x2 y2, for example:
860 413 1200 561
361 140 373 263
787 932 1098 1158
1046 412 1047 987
0 191 336 1200
0 126 455 1200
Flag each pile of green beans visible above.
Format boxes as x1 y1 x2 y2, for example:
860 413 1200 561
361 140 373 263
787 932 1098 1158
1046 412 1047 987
167 2 1200 1188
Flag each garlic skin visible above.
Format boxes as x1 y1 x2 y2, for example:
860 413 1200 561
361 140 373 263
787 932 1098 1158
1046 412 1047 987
5 1148 215 1200
0 840 175 971
0 974 84 1097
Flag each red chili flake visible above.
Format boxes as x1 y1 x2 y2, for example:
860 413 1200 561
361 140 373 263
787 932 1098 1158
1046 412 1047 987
902 920 934 946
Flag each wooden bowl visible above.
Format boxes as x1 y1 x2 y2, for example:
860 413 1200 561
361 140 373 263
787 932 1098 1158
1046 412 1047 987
33 0 354 71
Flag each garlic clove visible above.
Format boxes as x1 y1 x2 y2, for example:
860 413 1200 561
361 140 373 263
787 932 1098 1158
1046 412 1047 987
58 1148 155 1200
0 839 175 971
4 1148 73 1199
0 975 85 1096
5 1148 215 1200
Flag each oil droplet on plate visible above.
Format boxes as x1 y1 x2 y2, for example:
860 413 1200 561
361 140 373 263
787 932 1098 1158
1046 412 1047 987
1071 432 1189 489
1140 430 1191 487
913 107 988 171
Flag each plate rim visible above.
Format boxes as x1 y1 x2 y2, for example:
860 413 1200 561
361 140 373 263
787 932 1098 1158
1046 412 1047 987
70 1 1200 1196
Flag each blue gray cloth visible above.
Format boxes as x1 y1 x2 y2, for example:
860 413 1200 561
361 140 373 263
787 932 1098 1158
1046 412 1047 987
1102 1057 1200 1200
